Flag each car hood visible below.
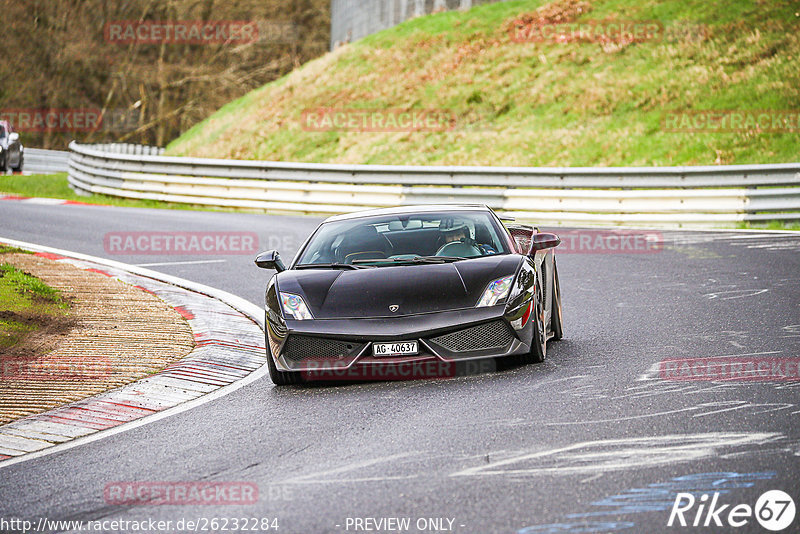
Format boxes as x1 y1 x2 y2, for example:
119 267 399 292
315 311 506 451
276 255 522 319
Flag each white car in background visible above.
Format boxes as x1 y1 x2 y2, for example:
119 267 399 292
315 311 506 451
0 120 24 173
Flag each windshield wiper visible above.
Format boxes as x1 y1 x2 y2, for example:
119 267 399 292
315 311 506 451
295 263 368 270
417 255 466 263
352 256 466 265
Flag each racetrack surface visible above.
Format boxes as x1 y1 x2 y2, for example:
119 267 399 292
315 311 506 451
1 201 799 533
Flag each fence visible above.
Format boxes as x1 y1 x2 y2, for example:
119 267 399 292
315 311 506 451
21 145 163 175
330 0 504 49
24 148 70 175
66 142 800 227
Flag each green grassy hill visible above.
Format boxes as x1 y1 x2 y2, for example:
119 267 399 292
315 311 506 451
166 0 799 167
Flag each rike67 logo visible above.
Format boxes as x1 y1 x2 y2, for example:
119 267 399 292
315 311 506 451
668 490 795 531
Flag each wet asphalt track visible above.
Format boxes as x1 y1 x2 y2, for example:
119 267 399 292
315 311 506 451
0 201 799 534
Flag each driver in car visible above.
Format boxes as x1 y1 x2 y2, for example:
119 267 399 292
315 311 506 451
442 222 498 255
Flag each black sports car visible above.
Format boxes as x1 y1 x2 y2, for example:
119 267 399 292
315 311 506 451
255 205 562 385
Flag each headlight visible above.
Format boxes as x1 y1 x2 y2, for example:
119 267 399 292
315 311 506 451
476 274 514 307
279 292 314 320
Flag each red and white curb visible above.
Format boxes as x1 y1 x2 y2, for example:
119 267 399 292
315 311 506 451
0 237 268 468
0 194 98 206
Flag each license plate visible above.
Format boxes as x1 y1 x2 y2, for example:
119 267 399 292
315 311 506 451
372 341 418 357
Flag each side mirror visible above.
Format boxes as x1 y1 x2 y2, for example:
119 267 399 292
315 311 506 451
254 250 286 272
8 133 19 143
530 232 561 252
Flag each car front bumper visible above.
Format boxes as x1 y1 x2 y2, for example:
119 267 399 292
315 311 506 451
265 304 533 376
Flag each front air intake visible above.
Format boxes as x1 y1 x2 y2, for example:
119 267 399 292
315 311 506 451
282 335 365 363
428 320 514 352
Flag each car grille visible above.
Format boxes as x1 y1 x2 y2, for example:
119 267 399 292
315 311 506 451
429 320 514 352
282 335 365 363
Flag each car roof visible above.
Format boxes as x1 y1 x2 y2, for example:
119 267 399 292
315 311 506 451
324 204 493 223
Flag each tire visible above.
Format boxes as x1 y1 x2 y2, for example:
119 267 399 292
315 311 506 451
0 155 7 173
551 260 563 341
521 283 546 364
267 341 303 386
11 154 23 173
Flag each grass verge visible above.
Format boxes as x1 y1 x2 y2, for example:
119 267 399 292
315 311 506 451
166 0 800 167
0 173 254 212
738 220 800 231
0 255 69 351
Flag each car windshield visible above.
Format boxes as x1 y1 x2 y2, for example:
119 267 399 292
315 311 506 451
0 126 5 139
296 211 510 266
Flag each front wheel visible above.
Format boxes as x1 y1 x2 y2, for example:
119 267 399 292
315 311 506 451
551 260 563 341
11 154 23 173
521 284 546 364
266 341 303 386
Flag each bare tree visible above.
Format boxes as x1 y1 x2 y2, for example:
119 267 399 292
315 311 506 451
0 0 330 148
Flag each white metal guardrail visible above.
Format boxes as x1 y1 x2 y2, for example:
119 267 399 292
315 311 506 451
19 145 162 175
67 142 800 227
24 148 71 175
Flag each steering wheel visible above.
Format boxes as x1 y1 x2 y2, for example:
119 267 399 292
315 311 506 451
435 240 482 257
